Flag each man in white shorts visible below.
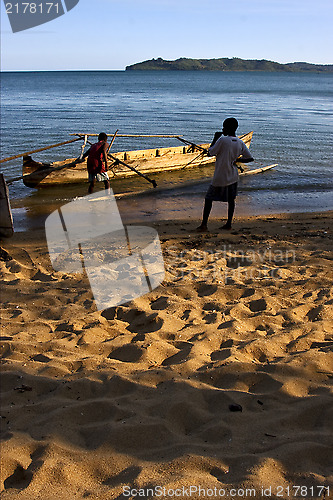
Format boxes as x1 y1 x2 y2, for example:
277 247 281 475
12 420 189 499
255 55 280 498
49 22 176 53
81 132 110 194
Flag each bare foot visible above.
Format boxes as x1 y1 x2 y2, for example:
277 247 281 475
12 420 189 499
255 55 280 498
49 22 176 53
219 223 232 230
196 225 208 232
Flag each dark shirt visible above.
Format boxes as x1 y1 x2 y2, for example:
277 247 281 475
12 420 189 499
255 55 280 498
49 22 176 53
87 141 106 174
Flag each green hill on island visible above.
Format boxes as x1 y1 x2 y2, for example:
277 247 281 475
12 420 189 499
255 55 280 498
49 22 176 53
126 57 333 72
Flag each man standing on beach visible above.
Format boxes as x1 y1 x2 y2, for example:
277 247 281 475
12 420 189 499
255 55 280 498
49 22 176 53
80 133 110 194
197 118 253 232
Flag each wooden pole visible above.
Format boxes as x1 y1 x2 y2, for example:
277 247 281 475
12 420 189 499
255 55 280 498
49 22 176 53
175 136 208 153
79 135 88 160
71 133 183 138
108 153 157 188
107 129 119 153
0 137 83 164
181 151 206 170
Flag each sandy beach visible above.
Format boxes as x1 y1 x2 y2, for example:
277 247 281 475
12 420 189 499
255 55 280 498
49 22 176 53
1 211 332 499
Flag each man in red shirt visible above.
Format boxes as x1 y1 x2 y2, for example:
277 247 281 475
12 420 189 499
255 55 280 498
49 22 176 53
81 132 110 194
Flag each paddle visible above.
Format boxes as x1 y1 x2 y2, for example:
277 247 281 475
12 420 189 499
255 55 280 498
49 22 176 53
107 153 157 188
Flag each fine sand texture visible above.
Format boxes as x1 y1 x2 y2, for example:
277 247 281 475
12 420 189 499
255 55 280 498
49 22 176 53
1 211 332 499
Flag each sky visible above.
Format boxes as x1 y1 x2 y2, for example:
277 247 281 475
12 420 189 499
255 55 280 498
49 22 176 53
1 0 332 71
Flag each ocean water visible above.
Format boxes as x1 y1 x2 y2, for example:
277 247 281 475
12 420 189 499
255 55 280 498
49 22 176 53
0 70 332 228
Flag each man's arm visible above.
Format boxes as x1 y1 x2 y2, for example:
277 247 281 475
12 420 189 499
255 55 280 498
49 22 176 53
208 136 224 157
74 147 91 164
237 142 254 163
210 131 222 148
236 155 254 163
207 132 223 156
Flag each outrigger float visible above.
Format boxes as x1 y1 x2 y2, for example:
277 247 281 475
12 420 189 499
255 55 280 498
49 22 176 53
1 131 277 190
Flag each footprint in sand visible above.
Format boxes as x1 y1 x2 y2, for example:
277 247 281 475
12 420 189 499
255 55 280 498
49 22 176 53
188 332 206 342
102 465 142 487
162 341 193 366
181 309 191 320
31 270 56 282
113 305 164 334
150 296 169 310
116 305 164 332
3 445 46 492
101 308 116 320
108 344 144 363
0 247 12 261
4 446 47 490
203 302 221 312
241 288 256 298
54 322 75 333
210 466 228 482
220 339 234 348
10 309 23 319
203 312 218 324
4 465 33 491
6 260 22 273
218 319 235 329
316 289 330 301
249 298 267 312
196 283 218 297
31 354 52 363
310 340 333 352
227 256 252 268
210 348 232 361
306 305 322 322
128 314 163 334
131 333 146 342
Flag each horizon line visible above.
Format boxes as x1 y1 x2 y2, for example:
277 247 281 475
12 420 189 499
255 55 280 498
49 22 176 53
0 69 126 72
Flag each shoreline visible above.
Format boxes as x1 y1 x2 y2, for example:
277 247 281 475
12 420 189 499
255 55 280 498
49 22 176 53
7 176 333 233
1 211 332 498
9 200 333 234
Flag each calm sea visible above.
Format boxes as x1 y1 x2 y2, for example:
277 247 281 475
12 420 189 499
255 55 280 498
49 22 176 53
1 71 332 229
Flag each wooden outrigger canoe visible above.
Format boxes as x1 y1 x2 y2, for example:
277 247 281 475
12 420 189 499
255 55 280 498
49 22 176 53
20 132 261 188
0 174 14 237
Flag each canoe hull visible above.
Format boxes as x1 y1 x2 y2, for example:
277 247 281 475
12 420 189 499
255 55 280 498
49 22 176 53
22 132 254 188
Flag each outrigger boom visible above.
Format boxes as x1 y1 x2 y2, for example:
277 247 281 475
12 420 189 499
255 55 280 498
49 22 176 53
71 134 184 138
0 137 83 165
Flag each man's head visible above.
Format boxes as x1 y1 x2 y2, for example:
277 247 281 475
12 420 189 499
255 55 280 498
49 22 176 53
98 132 108 142
222 118 238 136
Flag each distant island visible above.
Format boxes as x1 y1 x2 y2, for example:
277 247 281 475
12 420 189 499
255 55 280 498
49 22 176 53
126 57 333 72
